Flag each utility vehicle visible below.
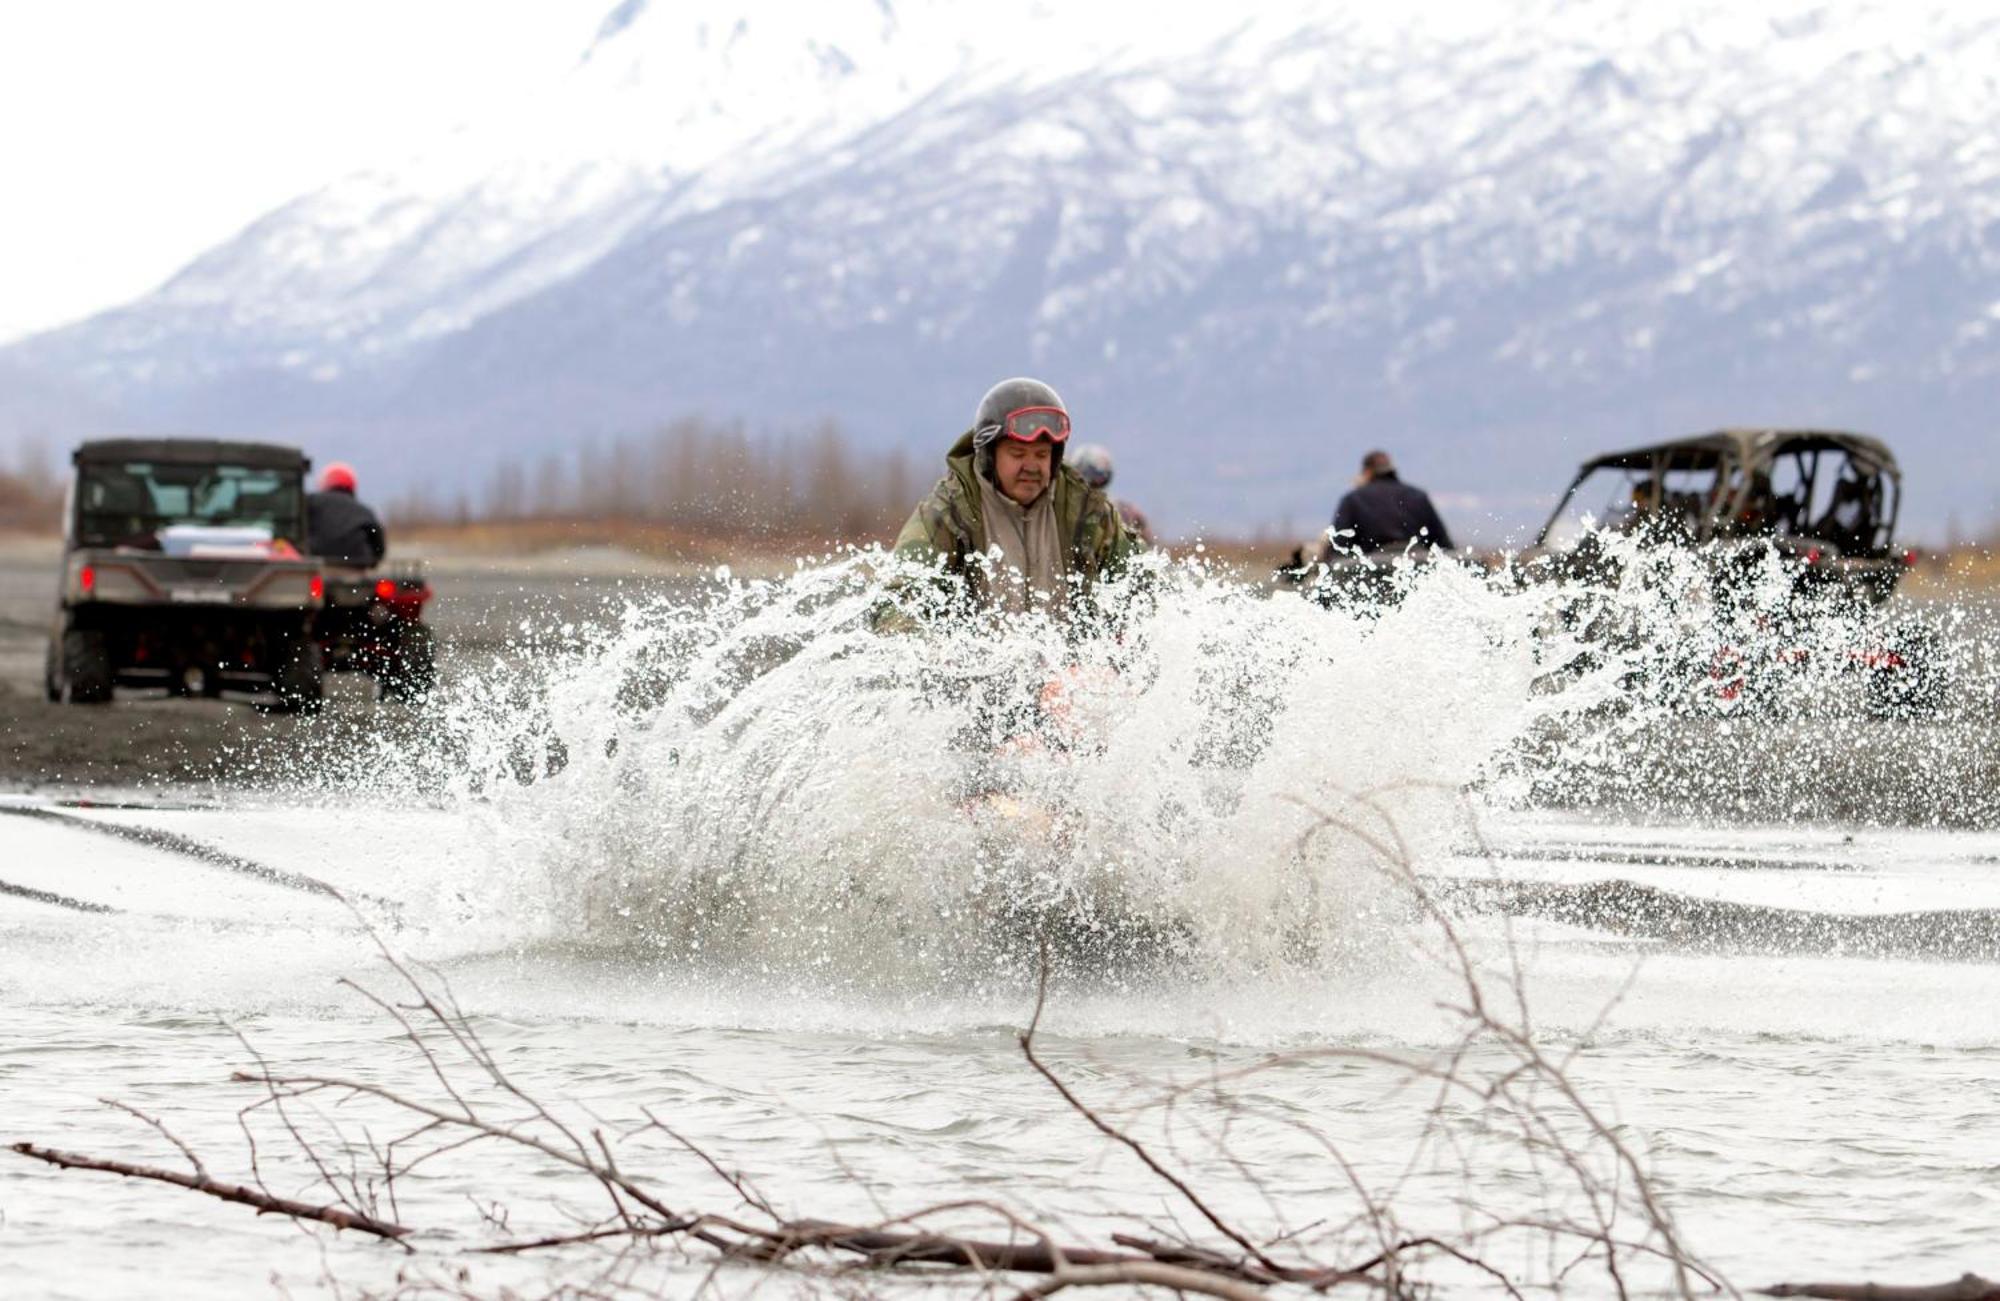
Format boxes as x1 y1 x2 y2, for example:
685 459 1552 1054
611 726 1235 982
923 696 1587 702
46 439 325 710
1524 429 1913 600
1520 429 1939 714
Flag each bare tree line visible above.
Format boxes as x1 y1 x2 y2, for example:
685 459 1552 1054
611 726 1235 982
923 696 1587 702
389 418 923 544
6 421 2000 555
0 438 61 531
0 422 924 543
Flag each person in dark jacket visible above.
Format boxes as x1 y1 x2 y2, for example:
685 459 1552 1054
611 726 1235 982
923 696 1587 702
306 461 387 566
1329 450 1454 554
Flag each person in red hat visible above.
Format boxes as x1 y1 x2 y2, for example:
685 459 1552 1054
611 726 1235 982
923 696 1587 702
307 460 387 566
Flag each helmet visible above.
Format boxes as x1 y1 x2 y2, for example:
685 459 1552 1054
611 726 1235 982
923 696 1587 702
320 462 358 493
971 377 1068 477
1069 443 1113 489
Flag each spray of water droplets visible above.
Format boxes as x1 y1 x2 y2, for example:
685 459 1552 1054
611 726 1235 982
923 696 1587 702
278 539 1992 994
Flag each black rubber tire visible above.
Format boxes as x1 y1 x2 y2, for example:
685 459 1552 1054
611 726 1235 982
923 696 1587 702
1864 621 1949 719
379 622 437 701
273 637 325 715
1865 658 1947 718
60 628 114 704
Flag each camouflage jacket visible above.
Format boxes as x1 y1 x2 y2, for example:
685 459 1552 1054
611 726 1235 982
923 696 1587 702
890 430 1142 604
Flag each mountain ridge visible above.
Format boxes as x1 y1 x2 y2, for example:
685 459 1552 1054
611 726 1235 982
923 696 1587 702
5 0 1997 536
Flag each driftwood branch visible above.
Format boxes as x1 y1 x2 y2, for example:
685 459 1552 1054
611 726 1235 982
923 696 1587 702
471 1221 696 1256
1758 1277 1999 1301
1014 1260 1274 1300
777 1217 1148 1272
7 1141 411 1240
1108 1233 1377 1291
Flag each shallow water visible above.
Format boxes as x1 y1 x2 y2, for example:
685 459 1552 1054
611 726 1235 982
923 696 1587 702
4 550 1998 1298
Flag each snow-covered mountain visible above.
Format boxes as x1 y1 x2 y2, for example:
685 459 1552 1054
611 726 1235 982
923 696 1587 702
7 0 2000 536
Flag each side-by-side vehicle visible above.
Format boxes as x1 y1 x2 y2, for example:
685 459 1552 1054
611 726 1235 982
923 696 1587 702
46 439 326 710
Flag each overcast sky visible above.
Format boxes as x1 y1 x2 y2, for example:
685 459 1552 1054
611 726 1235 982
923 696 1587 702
0 1 603 344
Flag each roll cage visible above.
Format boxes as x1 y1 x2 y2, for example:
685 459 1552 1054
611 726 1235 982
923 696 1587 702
1535 430 1901 558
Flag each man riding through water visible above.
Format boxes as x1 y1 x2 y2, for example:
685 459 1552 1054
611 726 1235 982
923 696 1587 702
887 377 1142 621
883 379 1144 882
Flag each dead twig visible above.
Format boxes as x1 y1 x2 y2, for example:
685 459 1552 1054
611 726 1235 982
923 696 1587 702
1019 957 1288 1279
1338 1235 1527 1300
471 1220 697 1256
100 1098 208 1180
643 1109 779 1220
7 1141 411 1240
777 1217 1145 1273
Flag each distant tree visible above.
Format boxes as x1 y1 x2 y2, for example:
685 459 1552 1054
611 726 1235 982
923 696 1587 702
424 414 914 545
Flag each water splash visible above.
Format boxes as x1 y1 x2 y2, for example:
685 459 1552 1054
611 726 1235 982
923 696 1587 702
292 540 1991 991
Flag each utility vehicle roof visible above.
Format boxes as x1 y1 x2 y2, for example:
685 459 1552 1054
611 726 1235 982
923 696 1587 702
72 439 309 472
1576 429 1898 475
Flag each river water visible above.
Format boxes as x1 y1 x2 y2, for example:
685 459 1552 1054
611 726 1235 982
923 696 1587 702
4 550 1998 1299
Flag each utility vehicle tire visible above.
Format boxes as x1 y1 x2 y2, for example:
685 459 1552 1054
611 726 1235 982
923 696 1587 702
379 623 437 702
274 638 325 715
60 629 114 704
1864 622 1948 719
43 638 61 701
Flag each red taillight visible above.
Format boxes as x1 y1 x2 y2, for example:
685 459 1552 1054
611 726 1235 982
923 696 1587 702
1902 549 1918 567
375 578 397 599
79 565 95 595
1804 547 1822 565
384 585 433 620
309 574 325 601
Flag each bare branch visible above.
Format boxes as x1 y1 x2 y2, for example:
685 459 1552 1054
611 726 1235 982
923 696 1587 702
99 1098 208 1180
777 1217 1145 1273
1013 1260 1273 1300
1757 1278 1999 1301
473 1220 698 1256
645 1109 779 1219
1019 957 1286 1277
8 1142 411 1240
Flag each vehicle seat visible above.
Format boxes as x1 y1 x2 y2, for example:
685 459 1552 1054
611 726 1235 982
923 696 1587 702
1767 491 1803 533
86 476 152 541
232 489 285 525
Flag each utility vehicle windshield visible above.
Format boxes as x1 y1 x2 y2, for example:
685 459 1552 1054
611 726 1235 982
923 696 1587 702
75 460 304 549
1539 455 1730 549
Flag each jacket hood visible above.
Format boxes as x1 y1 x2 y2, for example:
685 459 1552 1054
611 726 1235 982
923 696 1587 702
945 429 981 499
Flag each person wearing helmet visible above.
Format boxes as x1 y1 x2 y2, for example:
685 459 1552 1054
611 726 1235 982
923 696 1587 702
306 461 387 567
888 377 1140 618
1067 443 1154 546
